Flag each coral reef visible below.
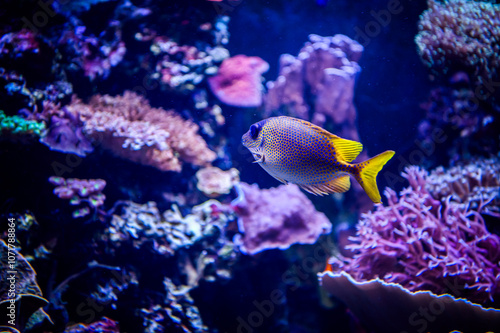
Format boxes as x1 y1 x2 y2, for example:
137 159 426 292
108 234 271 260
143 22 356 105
106 199 239 283
141 278 207 333
31 101 94 157
426 157 500 216
415 0 500 87
48 176 106 218
232 183 332 255
319 271 500 333
264 34 363 139
58 24 126 80
71 91 216 172
0 110 45 139
208 55 269 107
417 83 499 161
150 36 229 92
328 166 500 304
195 166 239 197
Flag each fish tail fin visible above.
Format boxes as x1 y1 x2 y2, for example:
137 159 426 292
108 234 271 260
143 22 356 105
354 150 395 203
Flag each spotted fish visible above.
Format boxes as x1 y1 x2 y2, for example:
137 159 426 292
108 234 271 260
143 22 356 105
241 116 395 203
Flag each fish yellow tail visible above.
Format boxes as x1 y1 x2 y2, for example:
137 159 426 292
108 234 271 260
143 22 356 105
354 150 395 203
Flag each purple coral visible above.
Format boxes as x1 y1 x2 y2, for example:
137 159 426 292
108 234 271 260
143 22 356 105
264 34 362 140
231 182 332 255
329 166 500 304
49 176 106 218
36 101 94 157
58 24 126 80
415 0 500 86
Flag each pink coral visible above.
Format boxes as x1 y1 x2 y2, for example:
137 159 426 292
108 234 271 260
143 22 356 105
208 55 269 107
328 166 500 304
264 34 362 139
70 91 216 172
232 182 331 255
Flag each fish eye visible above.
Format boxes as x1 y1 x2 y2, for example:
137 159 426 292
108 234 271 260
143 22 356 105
250 124 260 140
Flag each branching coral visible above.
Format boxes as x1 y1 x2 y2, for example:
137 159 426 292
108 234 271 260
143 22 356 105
70 91 216 172
328 166 500 304
415 0 500 86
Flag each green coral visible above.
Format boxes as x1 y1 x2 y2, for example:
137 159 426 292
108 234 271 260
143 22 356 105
0 110 45 137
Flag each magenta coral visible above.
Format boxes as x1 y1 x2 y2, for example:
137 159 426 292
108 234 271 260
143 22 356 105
49 176 106 218
231 182 332 255
329 166 500 304
69 91 216 172
208 55 269 107
264 34 363 140
415 0 500 86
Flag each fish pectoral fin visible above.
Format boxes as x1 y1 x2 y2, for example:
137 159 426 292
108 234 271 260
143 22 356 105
299 175 351 196
271 174 288 185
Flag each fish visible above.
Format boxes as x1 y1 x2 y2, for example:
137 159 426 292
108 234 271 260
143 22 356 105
241 116 395 203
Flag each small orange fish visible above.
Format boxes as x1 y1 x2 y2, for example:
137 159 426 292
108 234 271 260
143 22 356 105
242 116 395 203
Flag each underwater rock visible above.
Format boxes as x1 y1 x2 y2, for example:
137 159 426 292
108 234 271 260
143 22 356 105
415 0 500 88
195 166 239 197
319 271 500 333
48 176 106 218
71 91 216 172
264 34 362 140
328 166 500 304
208 54 269 107
232 182 332 255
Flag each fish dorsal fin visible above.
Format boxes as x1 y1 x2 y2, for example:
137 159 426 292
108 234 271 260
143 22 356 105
329 136 363 162
287 117 363 162
299 175 351 196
